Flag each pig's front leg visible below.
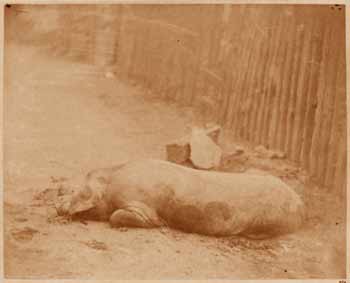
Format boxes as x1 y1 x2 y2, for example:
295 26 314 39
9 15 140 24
109 201 163 229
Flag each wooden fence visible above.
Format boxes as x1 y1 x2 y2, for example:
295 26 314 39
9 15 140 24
115 5 346 194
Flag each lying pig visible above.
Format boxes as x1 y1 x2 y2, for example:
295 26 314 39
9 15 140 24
57 159 304 239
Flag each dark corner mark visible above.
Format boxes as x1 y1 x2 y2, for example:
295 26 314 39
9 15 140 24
330 4 343 11
5 4 11 8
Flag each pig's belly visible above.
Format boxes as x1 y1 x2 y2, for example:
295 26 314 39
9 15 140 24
105 159 303 236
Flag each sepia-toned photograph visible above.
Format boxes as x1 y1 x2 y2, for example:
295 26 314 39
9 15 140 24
3 3 347 280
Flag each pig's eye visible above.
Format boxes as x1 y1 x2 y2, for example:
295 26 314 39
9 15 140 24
79 186 92 200
97 176 108 184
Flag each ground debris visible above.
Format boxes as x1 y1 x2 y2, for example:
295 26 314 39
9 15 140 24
254 145 286 159
81 239 108 251
166 124 221 165
47 214 72 225
33 188 59 203
189 128 222 169
166 137 190 164
220 151 249 172
11 226 39 242
118 227 129 232
50 176 68 183
14 216 28 223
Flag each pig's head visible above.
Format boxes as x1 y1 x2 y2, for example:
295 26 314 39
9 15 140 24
56 169 112 221
67 185 101 215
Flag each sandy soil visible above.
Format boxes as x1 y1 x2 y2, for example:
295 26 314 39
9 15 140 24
3 43 346 279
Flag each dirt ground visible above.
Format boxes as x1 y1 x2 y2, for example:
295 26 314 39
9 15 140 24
3 42 346 279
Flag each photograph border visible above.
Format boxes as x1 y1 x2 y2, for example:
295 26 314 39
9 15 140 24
0 1 348 282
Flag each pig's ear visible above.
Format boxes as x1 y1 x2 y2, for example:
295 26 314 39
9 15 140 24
78 185 92 200
68 187 97 214
97 176 109 185
69 199 96 215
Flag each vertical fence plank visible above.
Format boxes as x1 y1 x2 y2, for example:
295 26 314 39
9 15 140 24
299 18 327 170
260 11 284 148
240 10 266 141
285 17 307 158
225 11 256 133
290 18 315 163
219 6 245 126
324 30 346 189
241 28 265 142
249 11 277 146
231 27 258 140
308 17 332 180
253 9 277 145
273 13 296 151
314 17 339 185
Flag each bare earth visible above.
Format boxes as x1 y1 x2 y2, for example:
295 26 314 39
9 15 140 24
4 43 346 279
